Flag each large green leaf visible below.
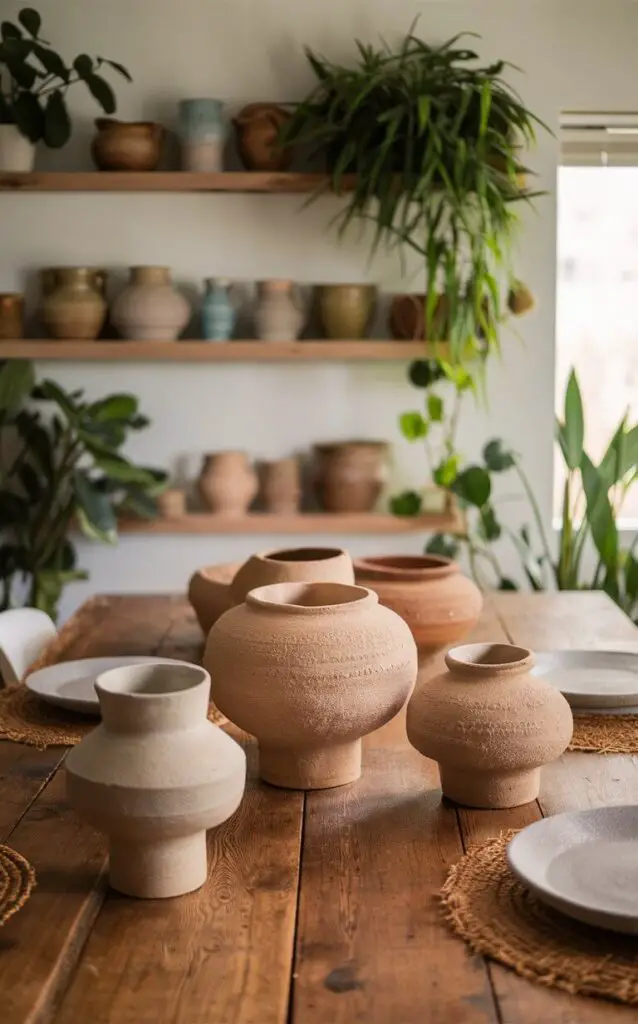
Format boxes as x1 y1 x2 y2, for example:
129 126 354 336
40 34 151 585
93 455 160 487
97 57 132 82
390 490 422 516
88 393 138 422
12 90 44 141
425 533 460 559
18 8 41 37
43 90 71 148
427 394 444 422
73 471 117 541
399 411 428 441
0 360 34 412
33 43 69 82
581 452 618 571
83 71 116 115
598 421 638 487
561 369 584 471
34 378 79 419
483 438 515 472
451 465 491 508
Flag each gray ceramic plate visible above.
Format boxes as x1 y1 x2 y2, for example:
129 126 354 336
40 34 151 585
507 806 638 933
531 650 638 708
26 656 196 715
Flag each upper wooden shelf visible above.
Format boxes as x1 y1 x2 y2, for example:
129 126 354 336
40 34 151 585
0 340 433 362
118 510 460 535
0 171 354 194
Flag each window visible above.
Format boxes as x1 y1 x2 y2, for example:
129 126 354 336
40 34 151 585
556 113 638 523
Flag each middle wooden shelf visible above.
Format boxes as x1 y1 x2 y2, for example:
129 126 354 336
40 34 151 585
0 340 439 362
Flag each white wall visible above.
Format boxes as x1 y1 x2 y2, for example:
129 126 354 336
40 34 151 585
2 0 638 619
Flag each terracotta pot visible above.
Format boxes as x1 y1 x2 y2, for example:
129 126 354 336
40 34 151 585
389 293 449 340
354 555 483 660
91 118 164 172
157 488 186 519
112 266 190 341
188 561 242 634
206 581 417 789
65 662 246 898
198 451 258 515
230 545 354 605
255 279 305 341
0 294 24 339
41 267 106 341
317 284 377 340
0 124 35 172
261 457 301 513
233 103 292 172
406 643 573 809
314 441 388 513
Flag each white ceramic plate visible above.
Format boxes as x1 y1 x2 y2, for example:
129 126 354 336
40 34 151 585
531 650 638 708
26 656 197 715
507 806 638 934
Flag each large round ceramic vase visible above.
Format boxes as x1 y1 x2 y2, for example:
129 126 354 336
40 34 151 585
255 280 304 341
406 643 573 809
65 662 246 898
0 124 35 172
179 99 224 172
207 581 417 789
231 545 353 604
354 555 483 663
41 267 107 340
188 561 242 635
317 284 377 340
112 267 190 341
91 118 164 171
314 441 387 512
198 451 258 516
233 103 292 171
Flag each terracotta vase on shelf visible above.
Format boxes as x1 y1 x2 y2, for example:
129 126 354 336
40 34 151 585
157 488 187 520
317 284 377 339
354 555 483 662
230 545 353 605
112 267 190 341
261 457 301 513
65 662 246 898
179 99 224 172
206 581 417 789
255 280 304 341
91 118 164 171
41 267 107 341
406 643 573 809
314 440 388 513
389 293 449 340
198 451 258 516
188 561 242 635
233 103 292 172
0 294 24 339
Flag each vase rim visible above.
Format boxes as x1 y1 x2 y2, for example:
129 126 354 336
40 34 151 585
355 554 458 581
204 449 249 461
445 642 533 677
314 439 388 451
246 581 376 614
95 661 210 700
259 545 346 564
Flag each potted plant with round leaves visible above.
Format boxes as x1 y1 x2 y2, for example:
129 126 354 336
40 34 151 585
0 6 131 171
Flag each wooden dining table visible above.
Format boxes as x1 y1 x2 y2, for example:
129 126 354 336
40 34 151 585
1 590 637 1023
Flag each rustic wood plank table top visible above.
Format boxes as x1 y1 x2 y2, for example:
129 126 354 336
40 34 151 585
1 591 637 1023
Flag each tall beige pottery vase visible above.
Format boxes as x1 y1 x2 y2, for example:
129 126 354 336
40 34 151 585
206 581 417 789
42 267 107 340
198 451 258 515
406 643 573 809
230 545 354 605
65 662 246 898
255 280 304 341
112 266 190 341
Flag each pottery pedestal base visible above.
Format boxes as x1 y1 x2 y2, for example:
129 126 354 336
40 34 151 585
259 740 362 790
439 765 541 809
109 832 207 898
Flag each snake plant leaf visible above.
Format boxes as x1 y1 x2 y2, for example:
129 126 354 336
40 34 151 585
561 369 584 470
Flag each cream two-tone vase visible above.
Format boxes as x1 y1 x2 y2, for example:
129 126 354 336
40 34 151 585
206 581 417 789
65 662 246 898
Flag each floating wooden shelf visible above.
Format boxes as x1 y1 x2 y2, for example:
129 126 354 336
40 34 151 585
0 340 440 362
117 510 461 535
0 171 354 194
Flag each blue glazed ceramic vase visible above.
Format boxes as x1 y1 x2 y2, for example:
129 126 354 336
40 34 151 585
179 99 224 172
202 278 236 341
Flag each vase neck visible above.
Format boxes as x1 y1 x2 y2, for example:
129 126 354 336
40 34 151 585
131 266 170 286
246 581 376 615
55 268 95 289
445 643 533 679
95 663 210 734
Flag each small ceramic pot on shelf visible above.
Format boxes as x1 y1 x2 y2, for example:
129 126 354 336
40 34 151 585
230 545 354 605
202 278 236 341
233 103 292 171
406 643 573 809
0 124 35 171
65 661 246 898
91 119 164 171
255 280 304 341
314 440 388 513
179 99 225 172
41 267 107 341
206 581 417 789
261 457 301 513
198 451 258 516
112 267 190 341
317 284 377 339
157 488 187 520
0 294 24 339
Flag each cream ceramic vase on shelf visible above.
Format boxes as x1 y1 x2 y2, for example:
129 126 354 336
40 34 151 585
0 124 35 172
188 561 242 635
65 662 246 898
112 267 190 341
207 581 417 789
354 555 483 662
41 267 107 341
255 280 304 341
198 451 258 515
230 545 354 605
406 643 573 809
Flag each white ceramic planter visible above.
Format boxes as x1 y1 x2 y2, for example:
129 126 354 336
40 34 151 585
0 125 35 172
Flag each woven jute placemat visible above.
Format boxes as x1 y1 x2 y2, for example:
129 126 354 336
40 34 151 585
570 713 638 754
0 845 36 926
441 832 638 1005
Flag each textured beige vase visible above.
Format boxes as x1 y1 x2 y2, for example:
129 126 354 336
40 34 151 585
354 555 483 661
230 545 354 605
188 561 241 634
65 662 246 898
112 266 190 341
157 488 187 519
207 581 417 789
261 458 301 513
406 643 573 809
314 441 388 512
42 267 107 340
198 451 258 515
317 284 377 339
255 280 304 341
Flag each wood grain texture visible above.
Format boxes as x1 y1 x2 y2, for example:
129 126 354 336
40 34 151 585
0 171 356 193
0 341 442 362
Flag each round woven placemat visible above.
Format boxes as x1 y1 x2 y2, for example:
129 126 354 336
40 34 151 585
0 845 36 926
570 713 638 754
0 686 227 749
441 832 638 1005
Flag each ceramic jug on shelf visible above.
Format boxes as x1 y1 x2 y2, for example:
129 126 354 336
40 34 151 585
41 267 107 341
255 280 305 342
202 278 237 341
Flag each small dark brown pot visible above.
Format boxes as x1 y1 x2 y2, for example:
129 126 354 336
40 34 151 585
91 118 164 172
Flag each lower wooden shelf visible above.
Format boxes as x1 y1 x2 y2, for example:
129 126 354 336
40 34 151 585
0 340 436 362
117 510 461 535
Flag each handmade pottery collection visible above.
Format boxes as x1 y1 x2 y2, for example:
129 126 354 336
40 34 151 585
314 440 388 512
179 99 225 172
198 451 258 515
207 581 417 789
112 266 190 341
406 643 573 809
65 662 246 898
91 118 165 171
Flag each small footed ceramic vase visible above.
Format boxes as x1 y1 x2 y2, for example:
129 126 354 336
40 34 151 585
188 561 242 634
207 582 417 789
230 545 354 605
406 643 573 809
65 662 246 898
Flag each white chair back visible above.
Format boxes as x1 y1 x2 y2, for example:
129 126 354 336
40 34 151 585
0 608 57 685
